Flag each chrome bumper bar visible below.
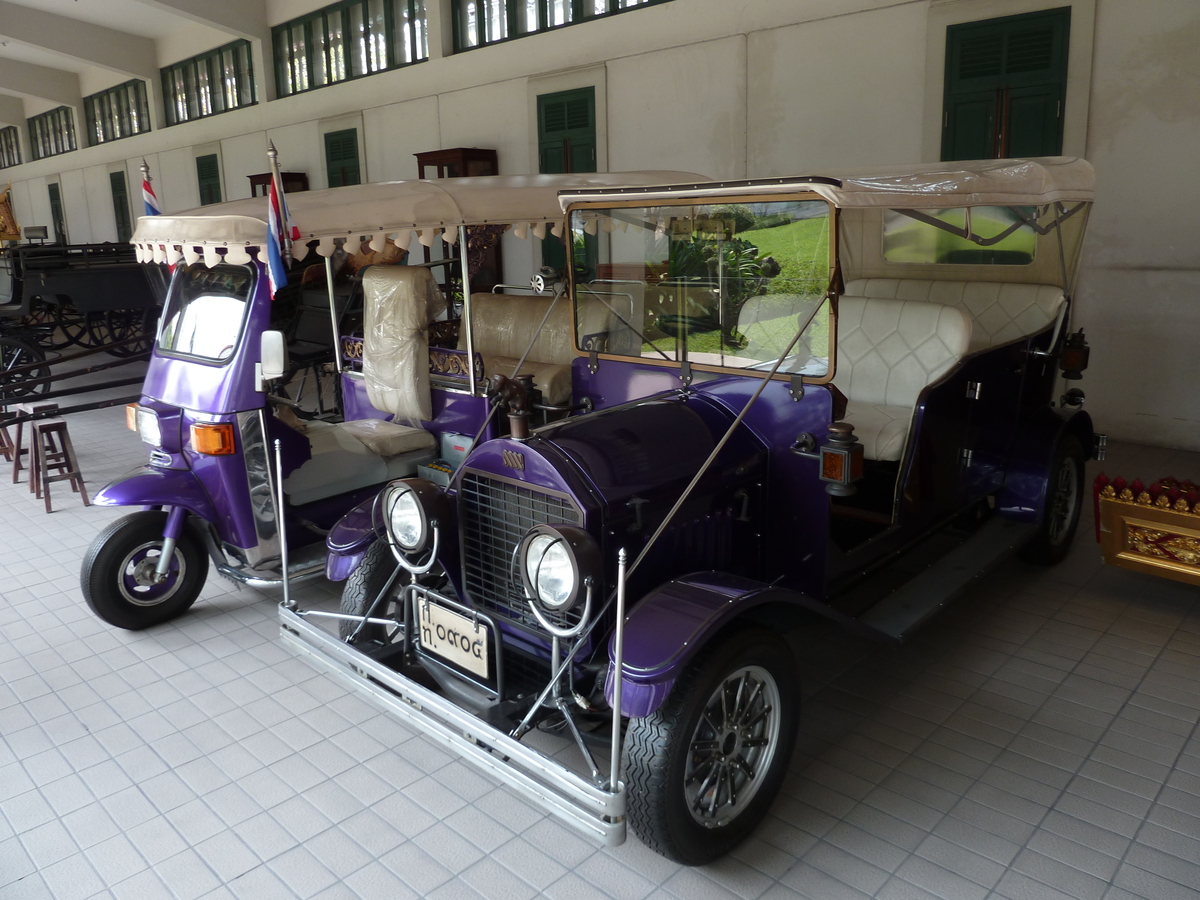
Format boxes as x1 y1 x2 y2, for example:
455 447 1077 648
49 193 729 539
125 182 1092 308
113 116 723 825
278 605 626 845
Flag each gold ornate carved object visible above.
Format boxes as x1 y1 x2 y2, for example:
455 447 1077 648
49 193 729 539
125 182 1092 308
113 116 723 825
1095 473 1200 587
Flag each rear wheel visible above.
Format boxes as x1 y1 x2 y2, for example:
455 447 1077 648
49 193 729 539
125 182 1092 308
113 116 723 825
1021 434 1085 564
81 511 209 629
0 337 49 401
339 539 404 643
622 626 800 865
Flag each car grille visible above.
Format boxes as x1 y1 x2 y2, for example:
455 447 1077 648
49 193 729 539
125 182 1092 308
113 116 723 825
459 470 585 636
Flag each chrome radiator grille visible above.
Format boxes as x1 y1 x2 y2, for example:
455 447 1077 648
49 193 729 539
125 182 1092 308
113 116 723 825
459 471 584 634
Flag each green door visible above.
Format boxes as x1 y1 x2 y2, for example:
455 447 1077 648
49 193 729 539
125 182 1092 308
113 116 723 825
196 154 222 205
942 8 1070 161
110 171 132 242
325 129 361 187
538 87 596 272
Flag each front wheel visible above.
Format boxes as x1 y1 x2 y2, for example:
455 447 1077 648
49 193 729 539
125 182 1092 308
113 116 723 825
339 539 404 643
1020 434 1085 565
81 510 209 629
622 626 800 865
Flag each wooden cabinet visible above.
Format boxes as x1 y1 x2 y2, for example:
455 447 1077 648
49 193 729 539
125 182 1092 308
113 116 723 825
247 172 309 197
414 148 498 180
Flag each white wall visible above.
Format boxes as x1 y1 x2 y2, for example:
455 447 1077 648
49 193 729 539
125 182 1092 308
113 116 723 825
3 0 1199 449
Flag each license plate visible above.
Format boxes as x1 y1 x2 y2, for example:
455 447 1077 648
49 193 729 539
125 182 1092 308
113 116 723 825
417 596 490 679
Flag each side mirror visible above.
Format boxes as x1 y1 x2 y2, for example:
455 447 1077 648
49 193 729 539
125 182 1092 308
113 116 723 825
258 330 288 390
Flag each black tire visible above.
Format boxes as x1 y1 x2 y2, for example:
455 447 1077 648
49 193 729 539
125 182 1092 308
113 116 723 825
1020 434 1085 565
339 538 404 643
81 510 208 630
0 337 49 401
622 626 800 865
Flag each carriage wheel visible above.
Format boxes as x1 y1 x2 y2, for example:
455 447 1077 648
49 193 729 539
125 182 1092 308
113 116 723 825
50 301 89 348
0 336 50 401
21 300 57 350
102 308 157 358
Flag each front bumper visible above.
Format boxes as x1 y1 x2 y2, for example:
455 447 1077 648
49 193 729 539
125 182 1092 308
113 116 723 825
278 604 626 844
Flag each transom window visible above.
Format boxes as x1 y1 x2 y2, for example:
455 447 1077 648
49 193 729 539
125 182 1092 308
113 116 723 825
454 0 669 51
273 0 428 97
162 40 256 127
85 79 151 146
28 108 77 161
572 199 833 377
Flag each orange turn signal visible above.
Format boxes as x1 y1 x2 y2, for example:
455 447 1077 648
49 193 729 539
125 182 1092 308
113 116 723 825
125 403 139 431
190 422 237 455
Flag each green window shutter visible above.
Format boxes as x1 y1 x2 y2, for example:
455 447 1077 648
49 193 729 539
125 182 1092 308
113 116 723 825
196 154 222 205
537 87 596 175
942 7 1070 161
110 171 132 243
325 129 360 187
48 183 67 244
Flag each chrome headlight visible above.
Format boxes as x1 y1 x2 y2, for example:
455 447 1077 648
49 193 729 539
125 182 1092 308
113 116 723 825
380 478 449 557
518 524 601 616
136 406 162 448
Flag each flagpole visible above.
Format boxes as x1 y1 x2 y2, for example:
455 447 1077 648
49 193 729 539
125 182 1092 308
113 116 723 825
267 141 292 264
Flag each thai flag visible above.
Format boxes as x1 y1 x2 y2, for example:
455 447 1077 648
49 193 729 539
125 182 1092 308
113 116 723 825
266 175 300 298
142 175 161 217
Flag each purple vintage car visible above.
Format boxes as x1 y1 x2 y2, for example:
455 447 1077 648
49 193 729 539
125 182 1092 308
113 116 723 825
288 157 1098 864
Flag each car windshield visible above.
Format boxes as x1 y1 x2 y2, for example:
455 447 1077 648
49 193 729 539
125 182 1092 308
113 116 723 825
571 198 833 376
157 263 255 362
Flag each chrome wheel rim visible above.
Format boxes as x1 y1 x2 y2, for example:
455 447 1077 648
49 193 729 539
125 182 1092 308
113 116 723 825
1047 456 1080 545
684 665 781 828
118 541 185 607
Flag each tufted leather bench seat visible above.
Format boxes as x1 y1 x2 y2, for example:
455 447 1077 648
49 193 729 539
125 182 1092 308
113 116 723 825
843 279 1063 353
834 297 972 461
461 293 575 405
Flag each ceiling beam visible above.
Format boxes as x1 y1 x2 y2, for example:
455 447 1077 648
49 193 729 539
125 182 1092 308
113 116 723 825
128 0 269 43
0 58 80 108
0 1 157 79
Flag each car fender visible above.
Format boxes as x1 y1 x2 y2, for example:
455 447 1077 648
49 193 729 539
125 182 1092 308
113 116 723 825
94 466 217 522
325 495 381 581
604 572 821 718
997 408 1093 523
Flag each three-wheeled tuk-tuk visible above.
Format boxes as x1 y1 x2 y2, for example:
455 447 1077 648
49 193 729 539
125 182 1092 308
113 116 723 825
79 172 706 630
282 157 1099 864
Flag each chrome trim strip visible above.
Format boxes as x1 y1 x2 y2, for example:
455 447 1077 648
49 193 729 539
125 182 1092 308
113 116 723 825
214 559 325 589
239 409 280 567
278 605 626 845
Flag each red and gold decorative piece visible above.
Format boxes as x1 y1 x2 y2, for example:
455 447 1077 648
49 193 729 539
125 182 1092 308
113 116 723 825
1095 473 1200 587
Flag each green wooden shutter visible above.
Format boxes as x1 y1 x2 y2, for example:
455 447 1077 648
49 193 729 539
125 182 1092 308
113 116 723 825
110 171 132 242
942 7 1070 161
48 183 67 244
196 154 222 205
325 129 360 187
538 87 596 271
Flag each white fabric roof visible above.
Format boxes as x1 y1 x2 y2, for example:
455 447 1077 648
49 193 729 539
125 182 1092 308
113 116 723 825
557 158 1095 210
131 172 708 265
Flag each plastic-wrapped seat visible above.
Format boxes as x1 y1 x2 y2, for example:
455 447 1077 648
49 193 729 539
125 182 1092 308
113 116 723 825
461 293 575 405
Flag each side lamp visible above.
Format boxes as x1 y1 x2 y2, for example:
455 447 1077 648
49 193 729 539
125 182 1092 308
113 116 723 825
791 421 865 496
1059 330 1090 380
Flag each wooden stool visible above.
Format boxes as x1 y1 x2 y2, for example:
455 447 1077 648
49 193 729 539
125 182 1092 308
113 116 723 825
0 423 12 462
11 401 58 485
29 418 88 513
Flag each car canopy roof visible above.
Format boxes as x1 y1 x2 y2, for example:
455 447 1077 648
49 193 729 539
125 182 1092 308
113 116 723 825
132 171 709 266
557 157 1094 210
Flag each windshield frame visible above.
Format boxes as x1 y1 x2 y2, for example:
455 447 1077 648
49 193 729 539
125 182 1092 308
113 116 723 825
154 262 258 366
565 192 838 385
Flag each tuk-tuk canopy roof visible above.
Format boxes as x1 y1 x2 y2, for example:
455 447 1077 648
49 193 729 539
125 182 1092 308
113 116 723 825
557 157 1095 210
131 171 708 266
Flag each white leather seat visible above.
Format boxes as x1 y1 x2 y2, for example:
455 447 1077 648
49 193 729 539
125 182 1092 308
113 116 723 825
462 293 575 404
843 279 1063 353
833 297 972 461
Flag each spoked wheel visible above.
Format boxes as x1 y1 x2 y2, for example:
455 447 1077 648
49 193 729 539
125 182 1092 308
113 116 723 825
0 336 50 401
81 510 209 629
1021 434 1085 564
97 308 156 357
339 539 405 643
49 300 89 349
20 301 57 350
623 626 800 865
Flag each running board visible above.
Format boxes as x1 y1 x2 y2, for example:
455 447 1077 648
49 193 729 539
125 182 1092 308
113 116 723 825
857 518 1036 642
215 544 327 589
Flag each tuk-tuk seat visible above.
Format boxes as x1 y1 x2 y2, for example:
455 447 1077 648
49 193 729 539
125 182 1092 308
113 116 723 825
833 296 972 461
461 293 574 405
843 279 1063 353
283 420 435 507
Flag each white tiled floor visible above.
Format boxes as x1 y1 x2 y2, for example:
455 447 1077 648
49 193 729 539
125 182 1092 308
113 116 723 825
3 377 1200 899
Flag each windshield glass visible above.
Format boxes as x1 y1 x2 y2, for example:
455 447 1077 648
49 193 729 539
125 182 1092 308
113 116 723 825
157 263 255 362
572 198 832 377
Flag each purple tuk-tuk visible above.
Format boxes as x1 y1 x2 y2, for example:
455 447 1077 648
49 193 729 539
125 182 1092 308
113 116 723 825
79 172 703 630
281 157 1099 864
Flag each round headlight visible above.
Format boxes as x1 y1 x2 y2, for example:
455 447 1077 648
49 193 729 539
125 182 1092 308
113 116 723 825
524 533 576 610
386 485 425 551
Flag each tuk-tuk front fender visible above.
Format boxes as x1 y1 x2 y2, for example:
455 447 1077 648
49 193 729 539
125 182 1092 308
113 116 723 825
325 495 380 581
604 573 820 718
94 466 218 523
997 408 1094 523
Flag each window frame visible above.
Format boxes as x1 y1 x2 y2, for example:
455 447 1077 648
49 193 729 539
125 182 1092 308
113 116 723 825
161 40 257 128
28 107 77 161
0 127 20 169
453 0 671 53
84 79 151 147
272 0 428 98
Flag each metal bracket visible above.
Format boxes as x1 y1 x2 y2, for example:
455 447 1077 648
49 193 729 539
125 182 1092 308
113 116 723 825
679 360 693 388
959 448 974 467
1094 433 1108 461
966 381 982 400
789 374 805 401
588 350 599 375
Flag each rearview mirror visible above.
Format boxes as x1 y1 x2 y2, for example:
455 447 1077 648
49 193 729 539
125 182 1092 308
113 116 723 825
259 330 287 386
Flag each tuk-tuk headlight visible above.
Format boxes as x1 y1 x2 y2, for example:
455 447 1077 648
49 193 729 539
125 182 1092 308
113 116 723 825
381 479 449 558
518 524 601 616
135 406 161 447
